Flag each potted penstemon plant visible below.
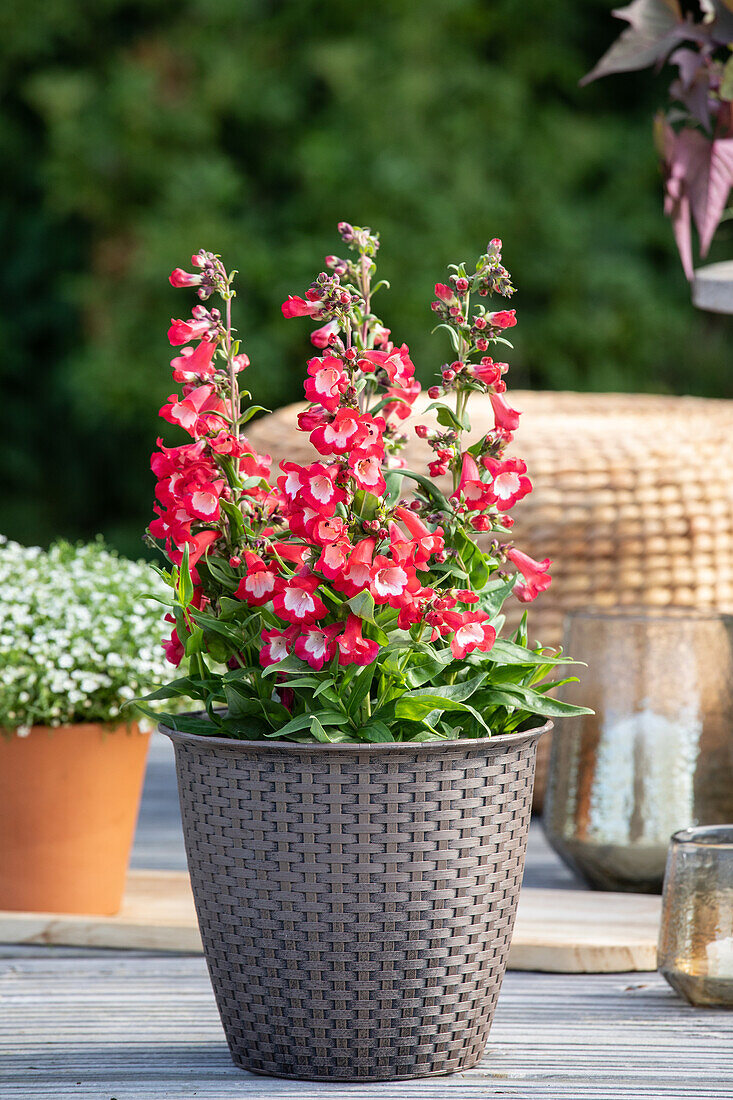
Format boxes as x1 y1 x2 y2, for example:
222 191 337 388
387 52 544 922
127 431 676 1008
145 224 590 1082
0 538 169 915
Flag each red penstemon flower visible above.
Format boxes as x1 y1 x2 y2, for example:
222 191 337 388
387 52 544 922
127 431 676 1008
235 552 280 606
170 340 217 384
443 611 497 660
337 614 380 667
272 572 327 625
304 356 349 410
482 456 532 511
506 547 553 603
310 408 367 455
147 230 570 745
294 625 341 670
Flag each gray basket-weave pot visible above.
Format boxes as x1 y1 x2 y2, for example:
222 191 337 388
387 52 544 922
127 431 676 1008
163 721 550 1082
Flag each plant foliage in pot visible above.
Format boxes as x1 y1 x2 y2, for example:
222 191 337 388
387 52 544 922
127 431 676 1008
0 538 169 915
145 224 590 1082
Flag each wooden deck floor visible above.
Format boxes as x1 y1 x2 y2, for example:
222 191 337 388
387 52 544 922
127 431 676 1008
1 735 732 1100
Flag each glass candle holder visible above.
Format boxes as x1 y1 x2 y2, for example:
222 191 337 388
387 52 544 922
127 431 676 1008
544 609 733 892
658 825 733 1007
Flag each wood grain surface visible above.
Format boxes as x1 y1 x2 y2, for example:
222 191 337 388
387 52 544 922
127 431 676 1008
0 870 662 973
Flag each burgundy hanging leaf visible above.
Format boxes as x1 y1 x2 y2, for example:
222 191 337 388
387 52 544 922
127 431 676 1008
581 0 688 85
675 130 712 241
669 48 712 130
662 128 711 278
700 0 733 44
699 138 733 255
670 192 694 279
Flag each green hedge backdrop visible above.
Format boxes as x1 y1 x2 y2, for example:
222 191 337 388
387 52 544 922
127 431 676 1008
2 0 731 556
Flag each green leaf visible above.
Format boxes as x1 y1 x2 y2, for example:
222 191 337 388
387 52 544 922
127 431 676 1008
236 405 270 426
359 720 394 742
309 715 336 742
184 627 205 656
393 695 491 734
136 707 223 736
201 557 240 591
346 663 376 716
398 470 453 515
178 543 194 607
347 589 376 622
404 646 454 688
489 638 573 667
383 469 405 507
424 401 469 432
353 488 379 520
139 677 208 703
223 681 264 721
263 709 346 739
190 607 243 644
478 575 516 616
220 499 246 540
481 684 593 719
401 673 488 705
260 654 310 678
431 321 462 353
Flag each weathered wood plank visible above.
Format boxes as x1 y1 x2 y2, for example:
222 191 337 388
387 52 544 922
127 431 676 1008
1 957 731 1098
0 872 661 972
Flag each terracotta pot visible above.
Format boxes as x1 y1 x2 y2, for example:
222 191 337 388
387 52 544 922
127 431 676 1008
0 723 150 915
163 721 550 1082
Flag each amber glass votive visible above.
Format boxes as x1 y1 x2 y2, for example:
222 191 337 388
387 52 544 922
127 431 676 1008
658 825 733 1006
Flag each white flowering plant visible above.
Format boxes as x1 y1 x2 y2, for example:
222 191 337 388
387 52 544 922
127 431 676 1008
0 536 170 736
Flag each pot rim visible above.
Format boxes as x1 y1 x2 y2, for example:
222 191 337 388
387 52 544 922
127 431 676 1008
671 824 733 849
159 716 552 754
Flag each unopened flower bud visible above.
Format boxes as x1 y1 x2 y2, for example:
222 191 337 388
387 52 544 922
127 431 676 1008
229 556 241 567
415 424 429 439
455 277 469 294
428 386 441 399
442 369 455 383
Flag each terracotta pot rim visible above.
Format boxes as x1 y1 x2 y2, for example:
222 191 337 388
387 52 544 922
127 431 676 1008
1 721 146 736
160 716 552 754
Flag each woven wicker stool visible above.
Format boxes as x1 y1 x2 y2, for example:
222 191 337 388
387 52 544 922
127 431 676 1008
248 391 733 808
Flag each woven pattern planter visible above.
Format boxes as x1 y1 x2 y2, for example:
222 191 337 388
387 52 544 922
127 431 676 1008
164 724 549 1081
248 391 733 807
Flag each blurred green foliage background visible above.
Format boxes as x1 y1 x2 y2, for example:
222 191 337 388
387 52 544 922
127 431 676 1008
2 0 731 556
